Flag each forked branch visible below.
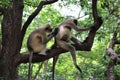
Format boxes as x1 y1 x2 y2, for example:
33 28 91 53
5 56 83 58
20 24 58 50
15 0 103 66
21 0 58 45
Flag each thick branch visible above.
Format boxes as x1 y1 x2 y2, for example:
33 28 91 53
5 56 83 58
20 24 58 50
16 0 103 66
21 0 58 45
15 43 92 66
83 0 103 48
16 24 100 66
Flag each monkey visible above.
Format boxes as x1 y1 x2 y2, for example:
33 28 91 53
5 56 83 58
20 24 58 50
51 19 93 80
27 24 58 80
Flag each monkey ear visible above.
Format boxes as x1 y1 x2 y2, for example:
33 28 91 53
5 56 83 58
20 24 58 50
73 19 78 25
45 24 51 29
45 24 51 27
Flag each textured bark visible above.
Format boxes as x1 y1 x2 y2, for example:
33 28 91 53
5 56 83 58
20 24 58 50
0 0 23 80
15 0 103 66
107 59 115 80
21 0 58 46
0 0 58 80
106 31 120 80
0 0 103 80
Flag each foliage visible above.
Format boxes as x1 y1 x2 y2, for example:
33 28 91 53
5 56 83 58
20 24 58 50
2 0 118 79
21 4 64 53
0 0 12 8
24 0 40 7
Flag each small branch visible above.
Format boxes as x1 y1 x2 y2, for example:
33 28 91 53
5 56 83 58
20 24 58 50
115 40 120 44
33 62 43 80
92 0 98 23
83 0 103 47
41 60 48 80
21 0 58 46
15 0 103 66
107 59 115 80
106 31 120 80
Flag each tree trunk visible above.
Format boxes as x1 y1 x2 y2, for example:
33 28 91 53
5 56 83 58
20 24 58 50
0 0 102 80
0 0 23 80
0 0 59 80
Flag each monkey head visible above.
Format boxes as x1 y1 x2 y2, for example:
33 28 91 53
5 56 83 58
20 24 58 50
61 19 78 29
65 19 78 25
44 24 53 33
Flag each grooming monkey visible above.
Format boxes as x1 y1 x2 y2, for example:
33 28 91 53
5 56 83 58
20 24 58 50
51 19 93 80
27 24 58 80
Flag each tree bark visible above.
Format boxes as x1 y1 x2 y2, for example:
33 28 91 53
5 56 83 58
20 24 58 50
0 0 103 80
0 0 58 80
0 0 23 80
16 0 103 65
106 31 120 80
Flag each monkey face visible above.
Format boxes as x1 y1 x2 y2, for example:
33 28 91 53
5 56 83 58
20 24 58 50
45 25 53 33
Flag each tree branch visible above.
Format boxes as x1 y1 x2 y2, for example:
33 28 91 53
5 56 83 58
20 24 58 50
15 0 103 66
107 59 115 80
92 0 98 23
15 42 92 66
108 31 117 49
83 0 103 48
21 0 58 46
106 31 120 80
116 40 120 44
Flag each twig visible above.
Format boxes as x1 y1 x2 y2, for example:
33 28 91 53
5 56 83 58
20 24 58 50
41 60 48 80
106 30 120 80
15 0 103 66
21 0 58 46
33 62 44 80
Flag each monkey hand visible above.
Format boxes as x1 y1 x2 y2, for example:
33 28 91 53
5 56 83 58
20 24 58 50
52 27 59 36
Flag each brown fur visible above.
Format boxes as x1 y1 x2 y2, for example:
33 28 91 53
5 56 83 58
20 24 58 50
27 24 54 80
27 24 52 54
51 19 92 80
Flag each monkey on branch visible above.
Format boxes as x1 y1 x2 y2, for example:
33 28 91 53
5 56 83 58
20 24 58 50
51 19 94 80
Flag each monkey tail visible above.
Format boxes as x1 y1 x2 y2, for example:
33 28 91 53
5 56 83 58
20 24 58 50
28 51 33 80
75 65 82 73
